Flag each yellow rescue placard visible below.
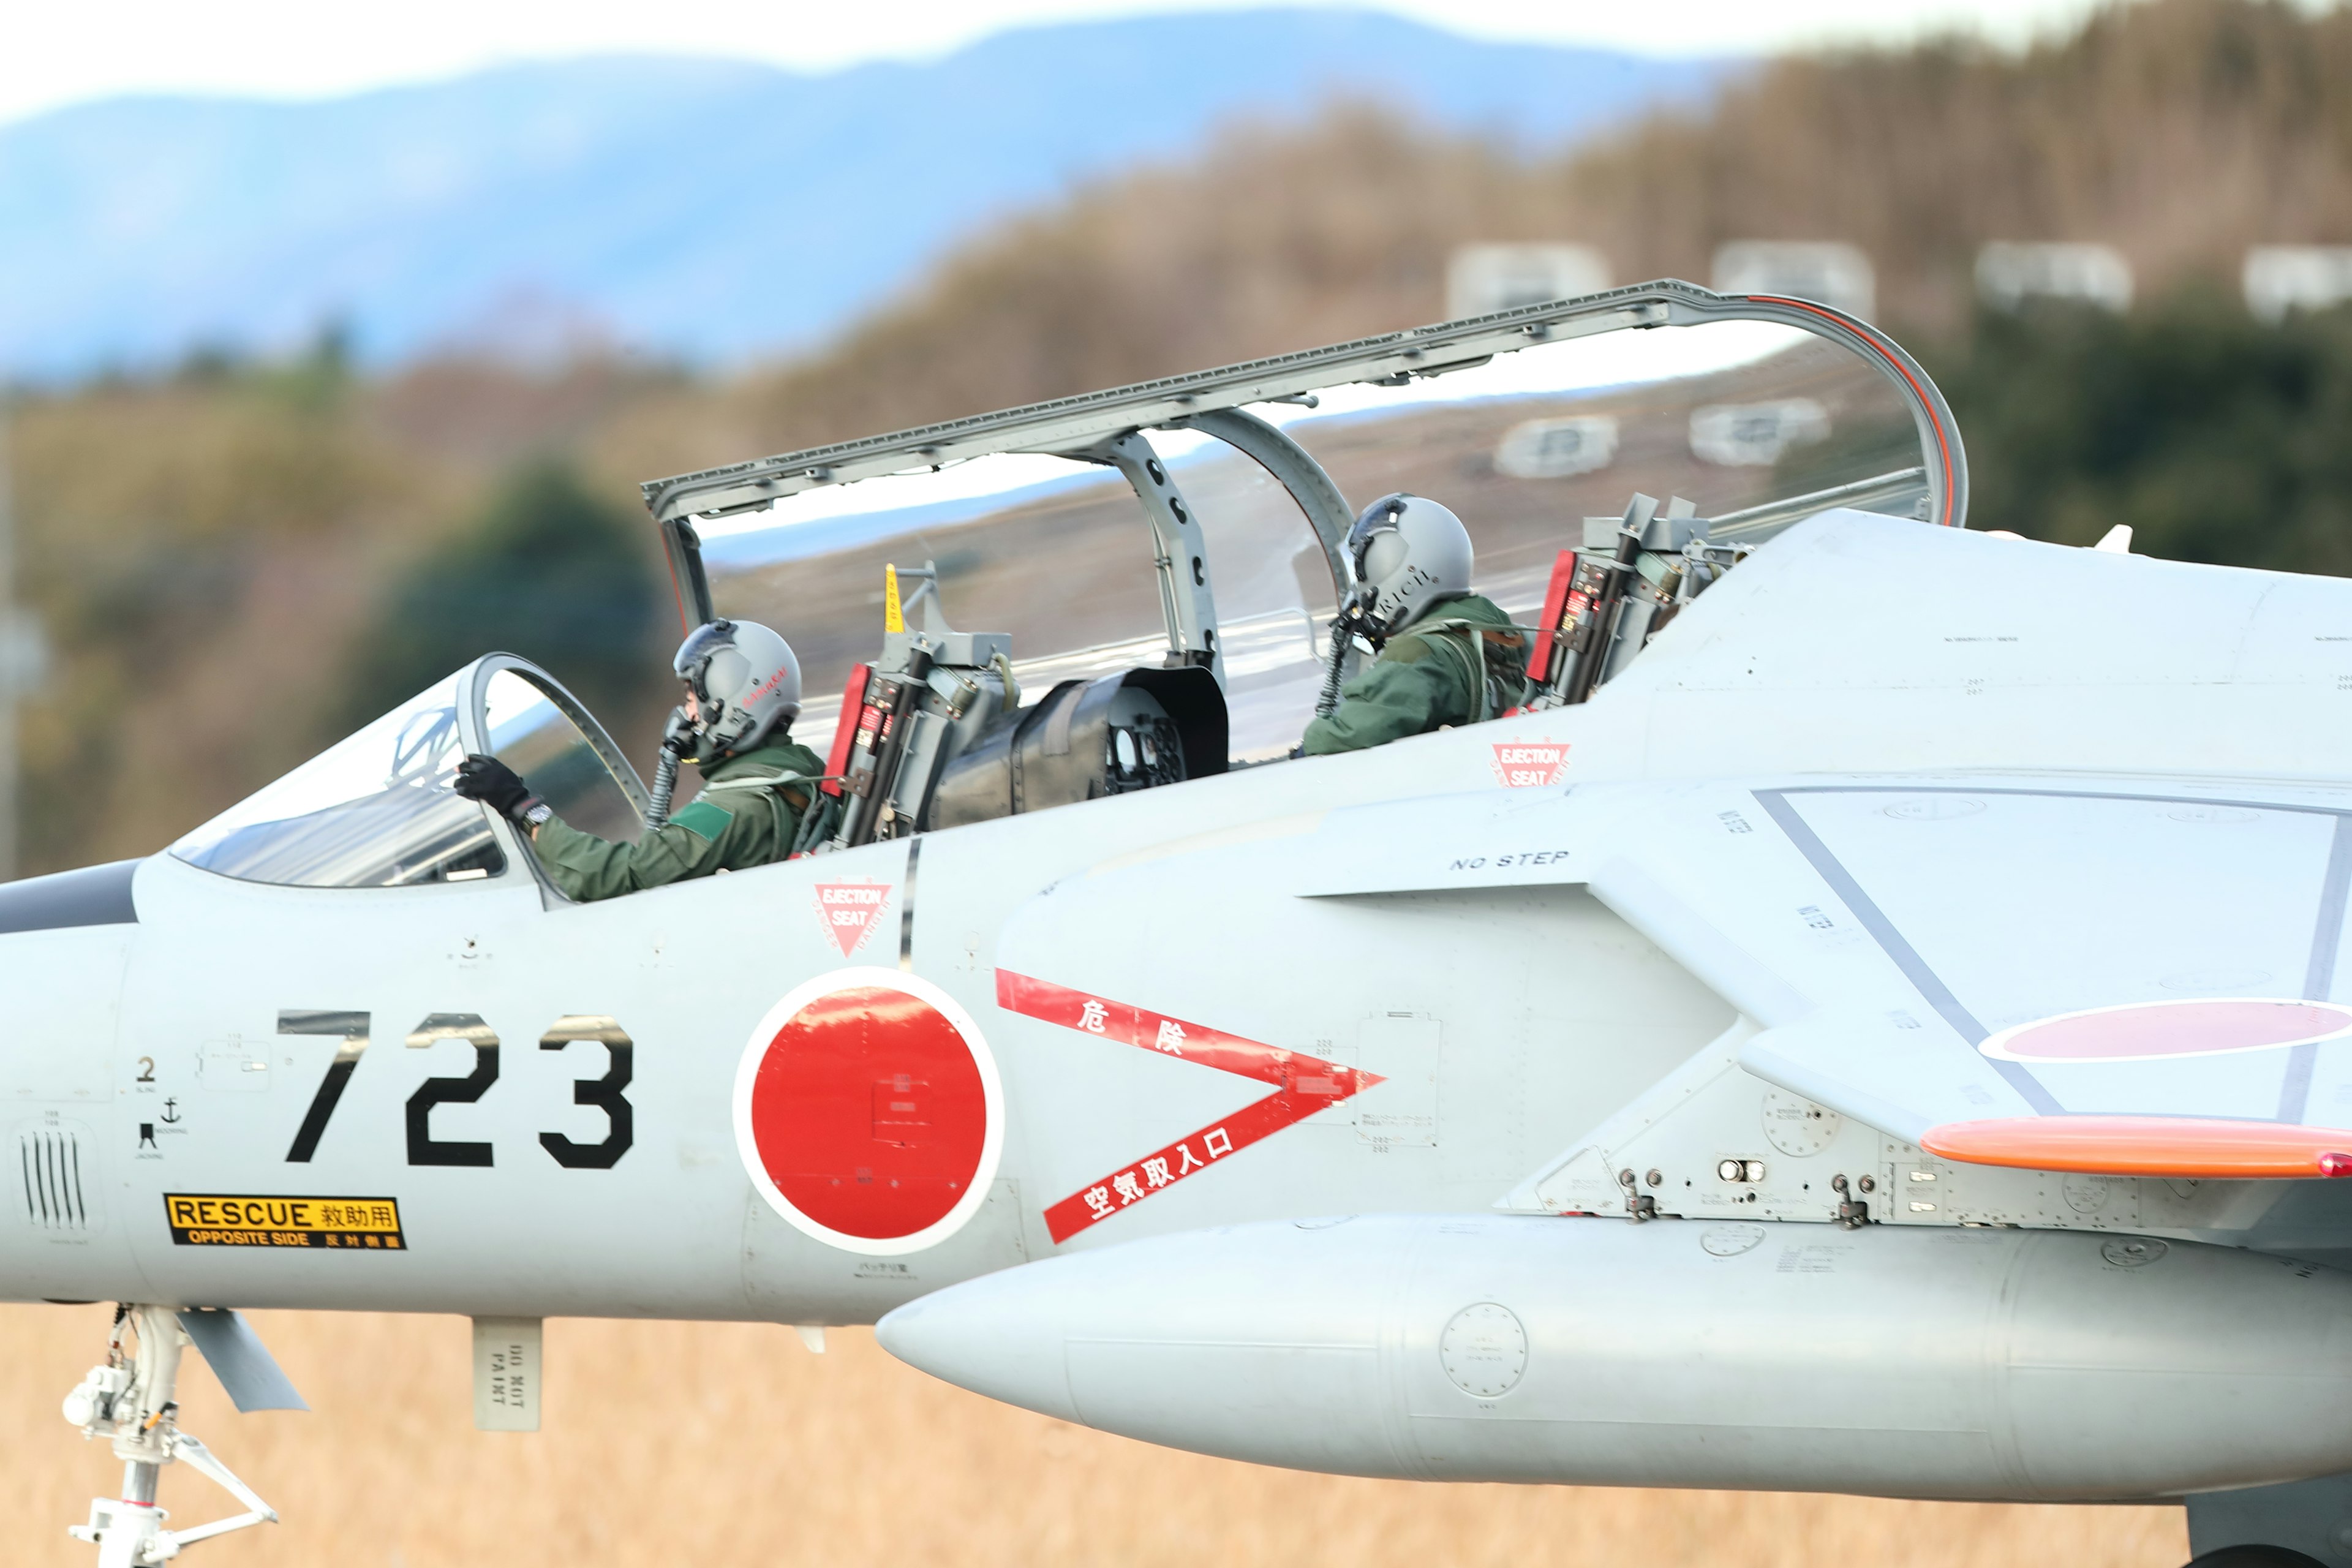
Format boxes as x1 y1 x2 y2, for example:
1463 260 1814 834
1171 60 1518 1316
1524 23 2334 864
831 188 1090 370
164 1194 405 1251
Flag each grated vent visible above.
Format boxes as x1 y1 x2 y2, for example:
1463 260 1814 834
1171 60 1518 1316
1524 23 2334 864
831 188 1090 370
19 1128 90 1231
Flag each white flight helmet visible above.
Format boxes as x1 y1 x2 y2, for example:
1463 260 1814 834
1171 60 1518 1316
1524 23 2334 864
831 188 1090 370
1344 492 1474 639
674 619 801 758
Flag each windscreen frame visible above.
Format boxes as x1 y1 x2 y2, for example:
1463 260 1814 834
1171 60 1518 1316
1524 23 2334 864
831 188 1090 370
462 655 652 818
461 654 654 906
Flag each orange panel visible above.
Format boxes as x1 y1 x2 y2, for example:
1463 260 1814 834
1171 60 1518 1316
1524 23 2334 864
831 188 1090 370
1921 1116 2352 1179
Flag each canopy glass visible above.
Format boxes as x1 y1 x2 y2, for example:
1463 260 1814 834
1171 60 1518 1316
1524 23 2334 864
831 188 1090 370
694 307 1939 761
170 673 503 888
171 657 644 891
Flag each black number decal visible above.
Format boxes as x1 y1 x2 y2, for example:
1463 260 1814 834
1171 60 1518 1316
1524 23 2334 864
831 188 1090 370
275 1006 627 1168
404 1014 499 1167
539 1016 633 1169
282 1011 370 1163
135 1057 155 1084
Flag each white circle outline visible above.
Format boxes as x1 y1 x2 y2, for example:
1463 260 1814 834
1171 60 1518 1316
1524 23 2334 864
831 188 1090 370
732 965 1005 1257
1978 996 2352 1064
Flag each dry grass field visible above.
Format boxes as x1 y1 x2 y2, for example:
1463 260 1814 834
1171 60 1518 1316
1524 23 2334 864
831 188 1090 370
0 1305 2188 1568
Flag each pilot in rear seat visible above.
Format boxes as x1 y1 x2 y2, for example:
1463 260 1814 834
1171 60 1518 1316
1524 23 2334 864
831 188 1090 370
1300 494 1528 756
455 619 825 902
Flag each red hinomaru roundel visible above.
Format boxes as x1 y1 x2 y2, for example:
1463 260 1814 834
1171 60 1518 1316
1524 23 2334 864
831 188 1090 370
1978 997 2352 1064
732 968 1003 1256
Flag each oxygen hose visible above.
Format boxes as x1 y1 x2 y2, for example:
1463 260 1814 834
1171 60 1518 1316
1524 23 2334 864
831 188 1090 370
644 706 696 832
1314 616 1354 718
645 751 677 832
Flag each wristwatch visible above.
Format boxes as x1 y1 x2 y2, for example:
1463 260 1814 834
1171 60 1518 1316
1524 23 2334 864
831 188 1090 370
521 800 552 829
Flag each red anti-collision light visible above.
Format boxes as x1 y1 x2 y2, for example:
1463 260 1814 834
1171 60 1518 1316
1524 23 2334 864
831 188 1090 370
2320 1152 2352 1178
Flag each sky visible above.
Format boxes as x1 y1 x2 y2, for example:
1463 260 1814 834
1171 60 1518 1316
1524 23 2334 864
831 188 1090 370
4 0 2127 127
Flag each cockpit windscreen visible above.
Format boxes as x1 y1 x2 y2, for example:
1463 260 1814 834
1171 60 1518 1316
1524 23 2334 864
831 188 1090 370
171 674 503 888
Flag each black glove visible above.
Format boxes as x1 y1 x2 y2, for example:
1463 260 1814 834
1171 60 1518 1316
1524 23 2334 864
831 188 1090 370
453 755 540 823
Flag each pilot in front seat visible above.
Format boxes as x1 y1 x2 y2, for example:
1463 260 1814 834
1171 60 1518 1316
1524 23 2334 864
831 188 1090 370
1300 493 1528 756
455 619 825 902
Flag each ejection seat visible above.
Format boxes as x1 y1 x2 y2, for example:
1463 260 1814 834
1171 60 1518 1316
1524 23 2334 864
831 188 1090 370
808 564 1226 853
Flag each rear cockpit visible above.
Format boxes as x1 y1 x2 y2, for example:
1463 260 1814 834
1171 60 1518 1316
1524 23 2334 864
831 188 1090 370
642 281 1967 845
791 562 1227 851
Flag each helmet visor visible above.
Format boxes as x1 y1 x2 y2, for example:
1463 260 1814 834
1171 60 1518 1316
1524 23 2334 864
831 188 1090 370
672 619 739 704
1344 494 1411 583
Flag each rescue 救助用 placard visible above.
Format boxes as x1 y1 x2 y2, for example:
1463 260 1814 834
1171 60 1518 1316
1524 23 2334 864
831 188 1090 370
164 1194 404 1250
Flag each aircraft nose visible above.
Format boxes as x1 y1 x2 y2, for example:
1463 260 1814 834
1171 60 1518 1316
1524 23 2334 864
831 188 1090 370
876 1262 1083 1423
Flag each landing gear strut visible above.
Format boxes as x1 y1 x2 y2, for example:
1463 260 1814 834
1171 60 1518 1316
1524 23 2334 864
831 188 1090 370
62 1305 278 1566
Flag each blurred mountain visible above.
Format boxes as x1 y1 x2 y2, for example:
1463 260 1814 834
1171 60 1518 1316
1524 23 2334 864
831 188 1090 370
739 0 2352 451
0 9 1729 380
1553 0 2352 337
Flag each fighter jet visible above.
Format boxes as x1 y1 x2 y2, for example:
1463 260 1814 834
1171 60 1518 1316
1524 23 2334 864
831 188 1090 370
6 281 2345 1568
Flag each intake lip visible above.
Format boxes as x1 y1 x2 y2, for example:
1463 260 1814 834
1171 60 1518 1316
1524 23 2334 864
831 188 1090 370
0 858 140 934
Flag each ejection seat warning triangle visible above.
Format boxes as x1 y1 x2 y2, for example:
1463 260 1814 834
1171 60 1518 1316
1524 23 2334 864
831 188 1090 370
813 881 891 957
1491 741 1570 788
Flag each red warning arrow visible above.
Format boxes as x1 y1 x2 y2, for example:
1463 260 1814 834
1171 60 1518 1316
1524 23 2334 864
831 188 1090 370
994 970 1383 1242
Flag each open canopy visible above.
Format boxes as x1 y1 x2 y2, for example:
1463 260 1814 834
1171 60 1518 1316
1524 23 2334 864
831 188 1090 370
638 281 1968 761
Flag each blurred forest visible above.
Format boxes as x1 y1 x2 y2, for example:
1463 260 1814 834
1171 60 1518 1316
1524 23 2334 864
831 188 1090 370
7 0 2352 875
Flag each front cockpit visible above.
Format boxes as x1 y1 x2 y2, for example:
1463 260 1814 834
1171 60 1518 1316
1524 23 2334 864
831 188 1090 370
170 658 644 894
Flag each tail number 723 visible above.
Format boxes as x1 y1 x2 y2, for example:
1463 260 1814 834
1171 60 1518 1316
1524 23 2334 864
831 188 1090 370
277 1010 633 1169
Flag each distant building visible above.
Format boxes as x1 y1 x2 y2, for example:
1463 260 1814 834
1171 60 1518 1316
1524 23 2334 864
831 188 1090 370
1977 243 2133 312
1710 242 1875 321
1495 415 1619 480
2244 247 2352 322
1445 244 1611 318
1689 400 1831 467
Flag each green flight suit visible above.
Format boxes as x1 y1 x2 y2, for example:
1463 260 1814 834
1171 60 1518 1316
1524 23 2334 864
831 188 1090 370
1300 592 1529 756
529 737 827 902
